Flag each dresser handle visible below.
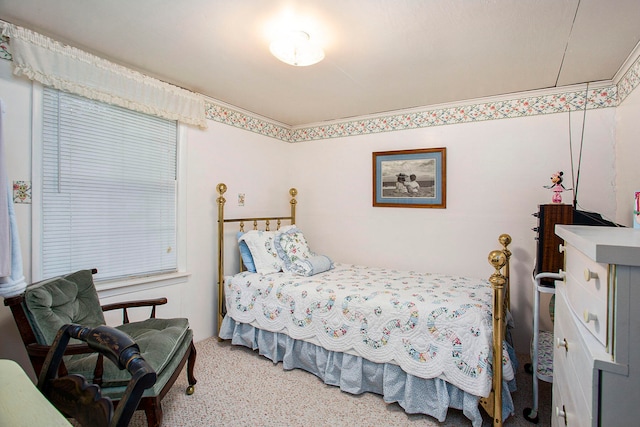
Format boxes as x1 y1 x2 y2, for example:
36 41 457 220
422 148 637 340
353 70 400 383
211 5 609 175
559 244 566 253
556 405 568 425
583 310 597 324
556 337 568 352
584 268 598 281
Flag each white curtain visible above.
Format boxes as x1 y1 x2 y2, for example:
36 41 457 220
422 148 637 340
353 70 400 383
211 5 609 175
1 22 207 129
0 99 26 297
0 100 8 278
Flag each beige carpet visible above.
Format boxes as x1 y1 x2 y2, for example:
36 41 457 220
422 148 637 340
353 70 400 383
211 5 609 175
128 337 551 427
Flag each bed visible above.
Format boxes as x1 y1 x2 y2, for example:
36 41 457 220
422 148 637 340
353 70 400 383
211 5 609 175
215 183 516 427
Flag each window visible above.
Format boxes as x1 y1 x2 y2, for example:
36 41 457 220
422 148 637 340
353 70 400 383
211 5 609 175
39 87 178 283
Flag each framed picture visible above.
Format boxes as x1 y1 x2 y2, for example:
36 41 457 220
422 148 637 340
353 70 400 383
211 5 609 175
372 147 446 208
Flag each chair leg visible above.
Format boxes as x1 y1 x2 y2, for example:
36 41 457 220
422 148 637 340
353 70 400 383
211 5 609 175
142 397 163 427
186 341 197 395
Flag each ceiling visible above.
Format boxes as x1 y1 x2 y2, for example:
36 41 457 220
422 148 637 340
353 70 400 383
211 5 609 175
1 0 640 127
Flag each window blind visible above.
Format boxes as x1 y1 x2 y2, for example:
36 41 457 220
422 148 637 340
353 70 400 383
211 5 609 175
42 88 178 282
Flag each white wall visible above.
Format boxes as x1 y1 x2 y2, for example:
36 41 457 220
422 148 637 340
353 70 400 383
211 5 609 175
0 54 624 375
289 108 617 352
615 87 640 226
181 121 290 339
0 59 34 368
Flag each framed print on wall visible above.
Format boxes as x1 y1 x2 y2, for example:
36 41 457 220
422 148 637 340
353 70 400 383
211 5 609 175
372 147 446 208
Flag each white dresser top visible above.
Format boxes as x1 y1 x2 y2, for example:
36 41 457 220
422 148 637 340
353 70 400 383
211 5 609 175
555 225 640 266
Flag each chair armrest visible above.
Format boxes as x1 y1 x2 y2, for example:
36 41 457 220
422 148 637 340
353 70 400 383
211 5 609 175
101 298 168 323
27 342 98 378
27 342 95 357
101 297 168 311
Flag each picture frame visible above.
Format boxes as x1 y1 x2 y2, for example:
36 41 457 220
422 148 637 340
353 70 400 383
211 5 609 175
372 147 446 208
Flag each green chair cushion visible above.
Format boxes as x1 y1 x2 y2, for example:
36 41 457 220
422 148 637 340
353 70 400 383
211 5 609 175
24 270 106 345
99 327 194 399
65 317 191 387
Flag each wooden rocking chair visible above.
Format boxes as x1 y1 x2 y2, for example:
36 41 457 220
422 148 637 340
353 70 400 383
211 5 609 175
4 269 197 427
38 323 156 427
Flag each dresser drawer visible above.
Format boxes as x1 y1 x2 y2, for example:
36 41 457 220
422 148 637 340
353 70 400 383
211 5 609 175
563 245 609 346
554 289 594 408
552 370 589 427
553 288 594 425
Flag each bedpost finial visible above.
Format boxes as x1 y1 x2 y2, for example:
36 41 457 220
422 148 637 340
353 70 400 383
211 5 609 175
498 233 512 260
488 249 507 272
498 233 512 249
488 249 507 289
290 188 298 198
217 183 227 196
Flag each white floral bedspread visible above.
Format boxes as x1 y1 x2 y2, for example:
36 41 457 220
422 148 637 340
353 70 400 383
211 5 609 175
224 263 514 397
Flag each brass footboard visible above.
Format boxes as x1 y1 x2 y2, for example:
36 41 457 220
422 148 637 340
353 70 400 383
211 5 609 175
480 234 512 427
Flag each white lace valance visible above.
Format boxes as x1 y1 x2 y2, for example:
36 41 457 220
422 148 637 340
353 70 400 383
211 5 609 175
1 22 207 129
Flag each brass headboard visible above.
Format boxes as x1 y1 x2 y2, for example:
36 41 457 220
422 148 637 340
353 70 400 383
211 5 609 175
215 183 298 335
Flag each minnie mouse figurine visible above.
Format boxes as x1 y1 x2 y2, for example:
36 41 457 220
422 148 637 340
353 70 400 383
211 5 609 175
545 171 571 203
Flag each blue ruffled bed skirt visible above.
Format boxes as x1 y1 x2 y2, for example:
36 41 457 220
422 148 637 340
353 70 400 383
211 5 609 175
219 316 516 427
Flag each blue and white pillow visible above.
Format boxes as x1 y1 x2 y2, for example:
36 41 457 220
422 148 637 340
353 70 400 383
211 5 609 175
274 226 314 271
237 231 256 273
290 255 334 277
274 226 334 276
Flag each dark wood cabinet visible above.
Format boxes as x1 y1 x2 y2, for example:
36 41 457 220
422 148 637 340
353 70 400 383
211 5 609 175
533 204 619 285
534 204 573 283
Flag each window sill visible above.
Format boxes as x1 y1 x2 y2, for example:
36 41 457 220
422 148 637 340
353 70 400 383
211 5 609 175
96 271 191 298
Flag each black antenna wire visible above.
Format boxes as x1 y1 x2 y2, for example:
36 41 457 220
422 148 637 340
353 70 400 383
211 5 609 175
563 0 581 208
568 109 575 205
573 83 589 208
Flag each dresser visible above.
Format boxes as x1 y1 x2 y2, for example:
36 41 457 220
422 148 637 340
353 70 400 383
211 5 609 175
552 225 640 427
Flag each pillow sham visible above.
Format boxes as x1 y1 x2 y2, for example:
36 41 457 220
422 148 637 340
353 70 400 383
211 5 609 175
274 226 314 271
237 231 256 273
290 255 334 277
238 230 284 274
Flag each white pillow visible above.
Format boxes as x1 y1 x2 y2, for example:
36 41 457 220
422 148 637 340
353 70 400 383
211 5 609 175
238 230 284 274
274 226 314 271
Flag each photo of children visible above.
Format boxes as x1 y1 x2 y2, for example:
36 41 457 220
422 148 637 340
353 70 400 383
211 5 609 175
373 147 445 208
405 174 420 195
395 173 408 194
381 159 435 199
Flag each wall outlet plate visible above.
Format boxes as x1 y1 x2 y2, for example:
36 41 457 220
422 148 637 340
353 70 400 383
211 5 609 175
13 181 32 204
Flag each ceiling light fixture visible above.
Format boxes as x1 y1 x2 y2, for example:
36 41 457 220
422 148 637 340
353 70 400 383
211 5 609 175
269 30 325 67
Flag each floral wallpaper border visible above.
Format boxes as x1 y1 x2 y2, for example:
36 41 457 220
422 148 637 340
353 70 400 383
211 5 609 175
2 35 639 143
206 84 620 142
287 86 617 142
204 103 290 141
617 53 640 103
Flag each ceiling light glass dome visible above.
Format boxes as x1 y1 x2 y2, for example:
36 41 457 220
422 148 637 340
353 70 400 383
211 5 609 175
269 31 325 67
